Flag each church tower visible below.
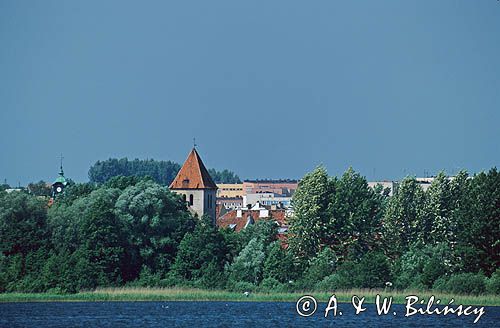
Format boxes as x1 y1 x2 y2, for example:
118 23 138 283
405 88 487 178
169 148 217 223
52 156 68 198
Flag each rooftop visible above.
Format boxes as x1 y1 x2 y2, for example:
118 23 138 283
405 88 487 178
169 148 217 190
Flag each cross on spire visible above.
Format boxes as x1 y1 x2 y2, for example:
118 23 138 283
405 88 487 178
193 137 197 149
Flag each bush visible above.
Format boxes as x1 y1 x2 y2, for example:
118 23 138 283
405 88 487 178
229 281 257 293
259 277 288 292
486 269 500 295
226 238 265 285
393 272 426 291
193 261 227 289
298 248 337 289
393 243 452 289
315 273 353 291
134 266 161 287
433 273 486 295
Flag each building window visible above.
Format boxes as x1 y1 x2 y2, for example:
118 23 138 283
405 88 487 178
189 194 194 206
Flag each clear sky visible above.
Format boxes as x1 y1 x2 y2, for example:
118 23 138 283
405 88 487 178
1 0 499 186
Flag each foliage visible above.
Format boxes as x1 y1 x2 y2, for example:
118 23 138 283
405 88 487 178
486 269 500 295
392 242 459 289
227 238 266 286
88 158 241 185
172 215 228 287
27 180 52 197
454 168 499 275
115 180 195 277
0 166 498 296
263 242 300 284
238 219 278 252
314 251 390 290
288 166 334 261
382 177 426 257
0 192 49 257
208 168 241 184
433 273 487 295
88 158 181 185
298 247 337 289
327 168 384 260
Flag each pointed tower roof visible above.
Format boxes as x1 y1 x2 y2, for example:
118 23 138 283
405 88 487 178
170 148 217 189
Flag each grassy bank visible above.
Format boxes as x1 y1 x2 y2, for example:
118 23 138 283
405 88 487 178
1 287 499 306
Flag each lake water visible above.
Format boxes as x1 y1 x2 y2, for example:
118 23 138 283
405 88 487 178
1 301 499 327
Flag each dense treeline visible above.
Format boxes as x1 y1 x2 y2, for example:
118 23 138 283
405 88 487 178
288 167 499 294
88 158 241 185
0 168 498 295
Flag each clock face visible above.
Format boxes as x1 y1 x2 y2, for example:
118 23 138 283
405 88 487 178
56 186 62 193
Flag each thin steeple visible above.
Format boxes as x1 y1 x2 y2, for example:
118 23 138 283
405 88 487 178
59 154 65 176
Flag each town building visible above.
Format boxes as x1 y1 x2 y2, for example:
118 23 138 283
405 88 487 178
367 181 398 196
243 179 298 196
216 196 243 210
217 203 288 231
216 183 244 198
169 148 217 223
243 192 291 208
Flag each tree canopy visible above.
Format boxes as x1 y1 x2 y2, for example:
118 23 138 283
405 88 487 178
88 158 241 185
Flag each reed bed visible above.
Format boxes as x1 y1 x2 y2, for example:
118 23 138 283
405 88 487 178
1 287 499 306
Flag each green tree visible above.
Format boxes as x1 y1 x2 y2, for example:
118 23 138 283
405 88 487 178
328 168 384 260
455 168 499 275
115 180 195 277
78 188 126 285
0 192 49 259
288 166 334 261
238 218 278 252
172 215 228 287
88 158 181 185
382 177 426 257
208 168 241 184
27 180 52 197
423 172 454 245
299 247 337 289
263 241 299 283
227 238 266 286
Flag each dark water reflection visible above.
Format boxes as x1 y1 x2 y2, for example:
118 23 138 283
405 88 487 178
1 301 498 327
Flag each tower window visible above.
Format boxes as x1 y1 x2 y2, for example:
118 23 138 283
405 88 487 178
189 194 194 206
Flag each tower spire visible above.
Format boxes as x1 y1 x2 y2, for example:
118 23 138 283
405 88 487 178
59 154 64 176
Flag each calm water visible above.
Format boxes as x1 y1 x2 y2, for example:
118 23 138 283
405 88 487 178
1 301 498 327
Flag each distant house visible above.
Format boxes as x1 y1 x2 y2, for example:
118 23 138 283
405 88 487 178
217 203 291 243
216 197 243 210
243 179 298 197
5 188 22 193
367 181 398 196
243 192 291 208
216 183 244 198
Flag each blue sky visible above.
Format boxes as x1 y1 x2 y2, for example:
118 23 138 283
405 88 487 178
1 0 499 185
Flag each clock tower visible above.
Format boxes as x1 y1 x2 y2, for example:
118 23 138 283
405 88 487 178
52 156 68 197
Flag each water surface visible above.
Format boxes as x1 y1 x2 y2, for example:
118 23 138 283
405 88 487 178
1 301 498 327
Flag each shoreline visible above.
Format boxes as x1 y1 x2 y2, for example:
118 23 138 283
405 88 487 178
1 288 499 306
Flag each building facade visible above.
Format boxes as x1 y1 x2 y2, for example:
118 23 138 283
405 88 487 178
243 179 298 196
216 183 244 198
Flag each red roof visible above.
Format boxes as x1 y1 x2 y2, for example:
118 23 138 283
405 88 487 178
217 209 287 232
170 148 217 190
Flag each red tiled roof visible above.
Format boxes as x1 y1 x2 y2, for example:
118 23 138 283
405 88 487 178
217 209 287 232
170 148 217 190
